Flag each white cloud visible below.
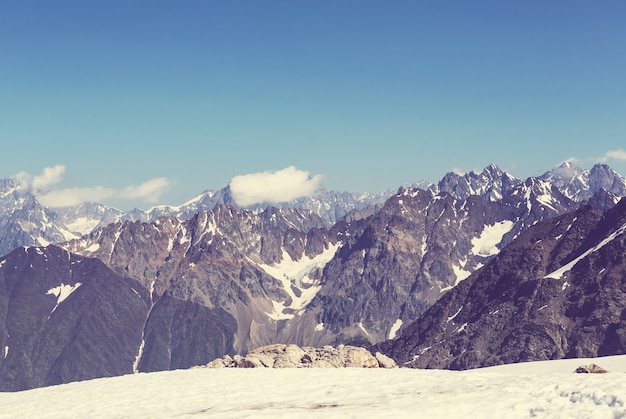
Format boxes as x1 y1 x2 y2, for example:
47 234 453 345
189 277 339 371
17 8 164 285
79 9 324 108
603 149 626 161
120 178 171 203
11 166 172 208
12 165 66 194
38 186 116 207
229 166 323 207
560 150 626 167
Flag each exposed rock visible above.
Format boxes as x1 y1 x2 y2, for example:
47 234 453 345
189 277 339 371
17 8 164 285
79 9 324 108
204 344 396 369
575 364 608 374
273 344 306 368
375 351 398 369
376 199 626 370
0 246 149 391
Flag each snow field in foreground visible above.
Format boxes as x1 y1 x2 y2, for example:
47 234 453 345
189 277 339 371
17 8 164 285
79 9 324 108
0 355 625 418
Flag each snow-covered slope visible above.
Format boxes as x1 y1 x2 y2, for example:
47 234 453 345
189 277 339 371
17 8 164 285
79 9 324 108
540 161 626 202
1 355 625 418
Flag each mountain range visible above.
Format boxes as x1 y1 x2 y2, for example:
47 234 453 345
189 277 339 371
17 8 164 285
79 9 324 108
2 162 623 257
0 162 625 391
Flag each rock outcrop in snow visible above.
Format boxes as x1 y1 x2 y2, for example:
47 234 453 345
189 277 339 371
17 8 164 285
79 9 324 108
204 344 397 369
575 364 608 374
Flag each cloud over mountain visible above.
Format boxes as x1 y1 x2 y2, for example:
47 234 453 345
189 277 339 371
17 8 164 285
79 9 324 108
604 149 626 161
12 166 171 208
12 164 66 195
567 149 626 166
229 166 323 207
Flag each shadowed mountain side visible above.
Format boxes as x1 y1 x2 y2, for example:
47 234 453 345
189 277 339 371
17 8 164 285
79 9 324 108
0 245 239 391
136 294 236 373
0 245 148 391
375 199 626 369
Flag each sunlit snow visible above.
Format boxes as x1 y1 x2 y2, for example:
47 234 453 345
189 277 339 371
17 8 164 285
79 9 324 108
388 319 403 339
66 217 102 236
545 222 626 280
36 237 50 246
441 259 481 293
471 220 514 257
46 283 82 314
447 307 463 323
258 243 341 320
86 243 100 252
2 356 625 418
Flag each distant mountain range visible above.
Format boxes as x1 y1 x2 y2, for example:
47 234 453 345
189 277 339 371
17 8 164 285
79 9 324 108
2 162 624 258
0 162 625 391
4 183 395 256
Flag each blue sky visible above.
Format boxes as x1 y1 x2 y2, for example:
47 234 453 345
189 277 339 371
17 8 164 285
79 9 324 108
1 1 625 210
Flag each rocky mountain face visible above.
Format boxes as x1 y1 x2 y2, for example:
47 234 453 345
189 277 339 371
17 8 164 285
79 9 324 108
0 243 239 391
293 176 586 347
540 162 626 203
61 205 340 356
0 180 78 257
61 169 598 351
429 164 522 201
0 178 386 257
0 245 147 391
1 163 625 390
376 198 626 370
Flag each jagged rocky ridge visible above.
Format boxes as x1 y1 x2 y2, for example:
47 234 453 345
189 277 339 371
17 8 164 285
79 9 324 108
3 162 623 258
60 172 596 352
60 205 341 355
51 185 396 237
0 180 395 257
376 197 626 370
0 179 77 255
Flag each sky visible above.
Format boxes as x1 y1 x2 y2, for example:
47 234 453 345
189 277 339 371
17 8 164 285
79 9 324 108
1 1 625 210
1 355 626 417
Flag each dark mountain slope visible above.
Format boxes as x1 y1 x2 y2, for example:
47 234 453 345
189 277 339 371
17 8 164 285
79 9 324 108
377 198 626 369
0 244 237 391
0 245 148 391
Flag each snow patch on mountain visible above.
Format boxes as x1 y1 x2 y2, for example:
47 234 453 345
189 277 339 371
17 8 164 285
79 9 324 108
65 217 102 236
545 221 626 280
471 220 514 257
47 283 82 314
259 242 342 320
388 319 403 339
85 243 100 252
441 263 474 293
